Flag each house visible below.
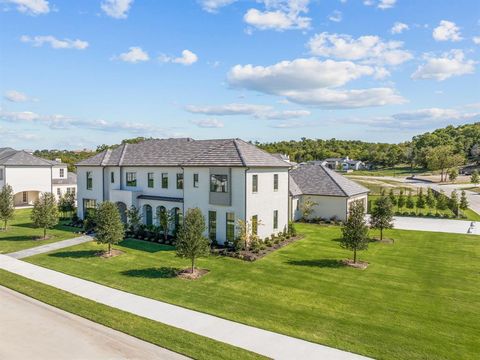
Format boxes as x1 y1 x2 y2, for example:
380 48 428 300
289 164 369 222
318 157 365 171
0 147 77 206
75 138 291 244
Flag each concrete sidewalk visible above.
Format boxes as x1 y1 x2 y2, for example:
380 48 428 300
7 235 93 259
0 255 369 360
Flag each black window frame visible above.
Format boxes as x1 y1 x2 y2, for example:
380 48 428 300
252 174 258 193
273 174 278 191
210 174 228 193
208 211 217 242
176 173 184 189
226 212 235 242
86 171 93 190
147 172 154 188
59 168 65 178
162 173 168 188
193 173 199 188
126 172 137 187
273 210 278 230
110 171 115 183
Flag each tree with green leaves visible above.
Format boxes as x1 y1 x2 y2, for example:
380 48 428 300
341 200 369 264
397 189 405 210
176 208 210 274
416 188 426 210
156 206 173 241
58 192 76 219
436 191 449 211
370 196 394 241
0 184 15 230
31 192 59 239
460 190 469 212
450 190 459 217
94 201 125 255
406 191 415 210
300 198 318 221
426 188 436 211
471 170 480 186
388 189 397 207
448 168 458 183
425 145 464 182
126 205 141 232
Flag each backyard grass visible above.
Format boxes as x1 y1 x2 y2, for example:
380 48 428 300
26 224 480 360
0 209 77 254
0 270 263 360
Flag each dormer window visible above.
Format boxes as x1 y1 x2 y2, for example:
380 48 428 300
60 168 64 177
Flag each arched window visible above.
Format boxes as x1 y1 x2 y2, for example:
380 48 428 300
171 207 182 230
116 202 127 223
144 204 153 226
155 206 166 226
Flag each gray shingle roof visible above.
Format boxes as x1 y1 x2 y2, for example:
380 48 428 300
52 172 77 185
77 138 291 168
0 149 59 166
289 164 369 197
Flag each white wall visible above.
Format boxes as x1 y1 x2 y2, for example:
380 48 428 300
52 165 68 179
4 166 52 195
299 195 348 221
77 166 104 218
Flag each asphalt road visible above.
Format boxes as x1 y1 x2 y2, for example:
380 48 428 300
0 286 187 360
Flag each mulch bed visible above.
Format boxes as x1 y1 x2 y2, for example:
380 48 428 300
342 259 369 270
98 249 124 258
177 268 209 280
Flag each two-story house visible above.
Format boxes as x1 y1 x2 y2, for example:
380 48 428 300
76 138 291 244
0 147 77 206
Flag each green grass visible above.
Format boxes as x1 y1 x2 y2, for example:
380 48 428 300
0 209 77 254
27 225 480 360
348 166 428 177
0 270 263 360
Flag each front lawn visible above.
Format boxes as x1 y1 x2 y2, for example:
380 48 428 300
0 209 77 254
26 224 480 359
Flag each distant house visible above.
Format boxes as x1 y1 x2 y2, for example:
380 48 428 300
317 157 365 171
289 164 369 221
0 148 77 207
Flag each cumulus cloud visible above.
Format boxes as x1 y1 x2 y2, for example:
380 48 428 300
115 46 150 63
20 35 89 50
199 0 237 13
4 90 29 102
412 50 476 81
378 0 396 9
159 49 198 66
391 22 409 34
4 0 49 15
433 20 462 42
328 10 342 22
191 118 224 128
307 32 412 66
244 0 311 31
185 103 311 119
101 0 134 19
473 36 480 45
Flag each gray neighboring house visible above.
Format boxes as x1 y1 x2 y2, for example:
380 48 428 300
289 164 369 221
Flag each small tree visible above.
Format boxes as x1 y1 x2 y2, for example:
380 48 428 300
157 207 173 241
450 190 459 217
176 208 210 274
388 189 397 208
300 198 318 221
94 201 125 255
397 189 405 210
460 190 469 212
341 200 369 264
448 168 458 183
0 184 15 230
58 192 76 219
126 205 141 232
31 192 59 239
406 191 415 211
436 191 449 211
471 170 479 186
426 188 436 212
416 188 426 211
370 196 394 241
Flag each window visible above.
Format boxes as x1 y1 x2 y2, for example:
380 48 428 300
162 173 168 188
126 172 137 187
208 211 217 242
273 210 278 230
86 171 93 190
273 174 278 191
193 173 199 188
57 188 61 196
22 192 27 203
176 173 183 189
226 212 235 242
83 199 96 218
148 172 154 188
252 215 258 235
0 168 3 180
67 187 75 195
110 171 114 183
210 174 228 192
252 174 258 193
59 168 65 177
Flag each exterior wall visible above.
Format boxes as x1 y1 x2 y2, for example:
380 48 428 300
246 168 289 240
346 193 368 215
4 166 52 196
298 195 348 222
52 184 77 201
0 166 5 189
77 166 104 218
52 165 68 179
13 190 41 206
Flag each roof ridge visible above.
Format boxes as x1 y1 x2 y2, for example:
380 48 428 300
319 165 348 196
101 149 112 166
233 139 247 167
235 138 291 167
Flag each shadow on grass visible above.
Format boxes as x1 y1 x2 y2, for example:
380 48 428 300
120 239 175 253
0 235 37 242
287 259 344 268
331 237 343 243
121 267 180 279
49 250 99 258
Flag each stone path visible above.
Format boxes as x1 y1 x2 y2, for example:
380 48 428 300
7 235 93 259
0 254 370 360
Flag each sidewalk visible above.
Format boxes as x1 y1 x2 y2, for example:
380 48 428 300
0 255 369 360
7 235 93 259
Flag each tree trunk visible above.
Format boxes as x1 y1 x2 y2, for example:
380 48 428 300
380 227 383 241
108 243 111 255
353 248 357 264
191 258 195 274
43 227 47 240
4 220 7 231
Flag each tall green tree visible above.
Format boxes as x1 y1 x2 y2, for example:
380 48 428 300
426 188 436 211
425 145 464 182
397 189 405 210
94 201 125 255
176 208 210 274
31 192 59 239
0 184 15 230
406 191 415 210
388 189 397 207
471 170 479 186
460 190 469 212
416 188 426 210
436 191 449 211
450 190 459 217
341 200 369 264
370 196 394 241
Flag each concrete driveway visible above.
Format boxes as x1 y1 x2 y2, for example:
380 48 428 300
0 286 187 360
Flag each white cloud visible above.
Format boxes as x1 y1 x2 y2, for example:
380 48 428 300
116 46 149 63
185 103 311 119
473 36 480 45
199 0 237 13
378 0 396 10
4 0 50 15
328 10 342 22
101 0 134 19
433 20 462 42
307 32 412 66
4 90 29 102
412 50 476 81
391 22 409 34
244 0 311 31
191 118 224 128
159 49 198 66
20 35 89 50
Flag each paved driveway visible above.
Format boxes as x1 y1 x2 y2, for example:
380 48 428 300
0 285 187 360
391 216 479 235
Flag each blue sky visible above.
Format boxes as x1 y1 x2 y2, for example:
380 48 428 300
1 0 479 149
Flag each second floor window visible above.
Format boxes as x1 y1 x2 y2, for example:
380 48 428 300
193 173 199 188
252 174 258 193
59 168 64 177
86 171 92 190
126 172 137 187
148 172 154 188
176 173 184 189
110 172 114 183
162 173 168 188
273 174 278 191
0 168 3 180
210 174 228 192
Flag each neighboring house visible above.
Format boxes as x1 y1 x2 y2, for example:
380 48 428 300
0 147 77 206
75 138 291 244
318 157 365 171
289 164 369 222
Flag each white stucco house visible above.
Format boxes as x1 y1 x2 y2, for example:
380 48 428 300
317 157 366 171
289 164 369 222
76 138 291 244
0 147 77 207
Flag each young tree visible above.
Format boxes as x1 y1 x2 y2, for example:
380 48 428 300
406 191 415 211
450 190 459 217
31 192 59 239
176 208 210 274
471 170 480 186
300 198 318 221
156 206 173 241
0 184 15 230
235 219 251 251
416 188 426 210
94 201 125 255
426 188 436 211
126 205 141 232
370 196 394 241
397 189 405 210
388 189 397 208
448 168 458 183
341 200 369 264
460 190 469 212
58 192 76 219
436 191 449 211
